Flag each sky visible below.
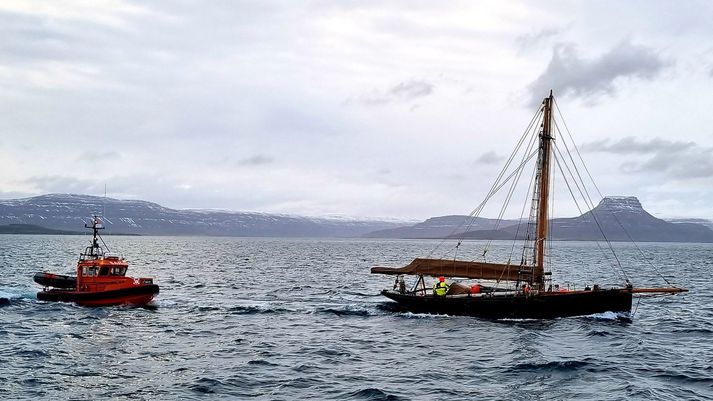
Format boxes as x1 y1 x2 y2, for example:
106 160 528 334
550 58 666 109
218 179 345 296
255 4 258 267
1 1 712 220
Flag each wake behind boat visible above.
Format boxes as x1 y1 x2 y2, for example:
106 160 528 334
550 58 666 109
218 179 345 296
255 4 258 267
371 91 687 319
34 216 159 307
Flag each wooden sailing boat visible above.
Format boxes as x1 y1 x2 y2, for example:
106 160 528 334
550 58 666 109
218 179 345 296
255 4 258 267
371 91 686 319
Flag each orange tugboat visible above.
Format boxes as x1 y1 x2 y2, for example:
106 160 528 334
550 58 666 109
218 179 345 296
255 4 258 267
34 216 159 306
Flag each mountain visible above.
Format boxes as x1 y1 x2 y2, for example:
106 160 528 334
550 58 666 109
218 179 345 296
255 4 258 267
544 197 713 242
0 194 411 237
666 218 713 231
363 215 519 239
0 224 81 235
366 196 713 243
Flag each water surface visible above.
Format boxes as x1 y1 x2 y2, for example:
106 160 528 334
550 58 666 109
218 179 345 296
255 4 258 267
1 235 711 400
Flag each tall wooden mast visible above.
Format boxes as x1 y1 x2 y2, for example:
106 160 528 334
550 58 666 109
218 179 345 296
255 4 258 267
534 91 553 288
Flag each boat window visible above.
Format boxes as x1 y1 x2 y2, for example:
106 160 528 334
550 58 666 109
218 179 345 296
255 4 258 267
82 266 88 276
87 266 97 276
99 266 110 276
110 266 127 276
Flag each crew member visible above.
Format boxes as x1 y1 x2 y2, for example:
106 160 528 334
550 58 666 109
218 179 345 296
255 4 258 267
433 276 449 296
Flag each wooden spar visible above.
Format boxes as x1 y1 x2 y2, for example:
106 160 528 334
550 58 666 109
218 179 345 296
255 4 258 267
533 90 553 288
371 258 528 281
630 287 689 294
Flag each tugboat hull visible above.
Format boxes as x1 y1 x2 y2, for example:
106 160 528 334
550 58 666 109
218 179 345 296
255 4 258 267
37 284 159 307
381 289 632 319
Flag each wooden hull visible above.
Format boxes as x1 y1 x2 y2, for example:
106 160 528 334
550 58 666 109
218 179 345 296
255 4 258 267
380 289 632 319
37 284 159 307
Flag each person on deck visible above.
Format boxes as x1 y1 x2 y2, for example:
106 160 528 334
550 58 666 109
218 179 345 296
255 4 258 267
433 276 449 296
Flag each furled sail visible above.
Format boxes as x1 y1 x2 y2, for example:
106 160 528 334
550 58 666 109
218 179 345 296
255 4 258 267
371 258 531 282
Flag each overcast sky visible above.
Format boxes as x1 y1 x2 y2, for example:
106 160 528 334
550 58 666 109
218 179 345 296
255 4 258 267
1 1 712 220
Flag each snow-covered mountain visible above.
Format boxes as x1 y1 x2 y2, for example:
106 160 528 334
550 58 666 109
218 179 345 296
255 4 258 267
366 196 713 243
0 194 411 237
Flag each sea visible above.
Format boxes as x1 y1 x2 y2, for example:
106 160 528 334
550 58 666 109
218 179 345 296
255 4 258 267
0 235 711 400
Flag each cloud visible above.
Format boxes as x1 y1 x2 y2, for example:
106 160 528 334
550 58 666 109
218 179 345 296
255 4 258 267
580 137 695 154
516 27 562 52
582 137 713 179
475 151 504 165
77 150 122 162
350 79 434 106
390 80 433 99
527 41 671 107
0 1 154 30
21 175 101 194
235 155 273 166
1 2 712 219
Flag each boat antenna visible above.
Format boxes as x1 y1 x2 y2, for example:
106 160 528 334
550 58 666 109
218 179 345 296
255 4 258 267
103 184 106 219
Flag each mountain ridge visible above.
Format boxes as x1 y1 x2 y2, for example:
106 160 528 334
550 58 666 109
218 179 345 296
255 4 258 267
365 196 713 243
0 194 412 237
1 194 711 241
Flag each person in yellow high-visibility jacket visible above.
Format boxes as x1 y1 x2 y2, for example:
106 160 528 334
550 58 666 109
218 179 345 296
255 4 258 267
433 276 449 296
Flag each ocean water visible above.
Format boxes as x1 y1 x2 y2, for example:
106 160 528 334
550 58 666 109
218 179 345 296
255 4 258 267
0 235 711 400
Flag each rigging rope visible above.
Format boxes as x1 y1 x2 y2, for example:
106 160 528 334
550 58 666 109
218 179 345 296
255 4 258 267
508 153 538 265
553 98 675 287
424 106 545 259
552 141 629 283
479 115 542 257
426 149 540 259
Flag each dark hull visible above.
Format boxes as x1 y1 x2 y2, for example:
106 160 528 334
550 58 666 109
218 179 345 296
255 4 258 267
381 289 632 319
37 284 159 307
33 272 76 289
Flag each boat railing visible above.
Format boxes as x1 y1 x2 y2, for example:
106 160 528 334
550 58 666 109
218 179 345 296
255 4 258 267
410 287 430 296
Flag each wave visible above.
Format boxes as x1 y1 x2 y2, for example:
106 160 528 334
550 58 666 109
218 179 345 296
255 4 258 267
397 311 449 319
343 388 406 401
247 359 279 367
375 303 457 319
0 287 37 305
314 305 373 317
342 290 381 297
672 327 713 334
586 311 619 320
16 349 50 358
581 311 632 322
195 305 222 312
651 372 713 385
509 359 590 373
152 298 179 308
228 305 295 315
292 363 319 373
586 329 611 337
189 377 223 394
498 317 541 322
